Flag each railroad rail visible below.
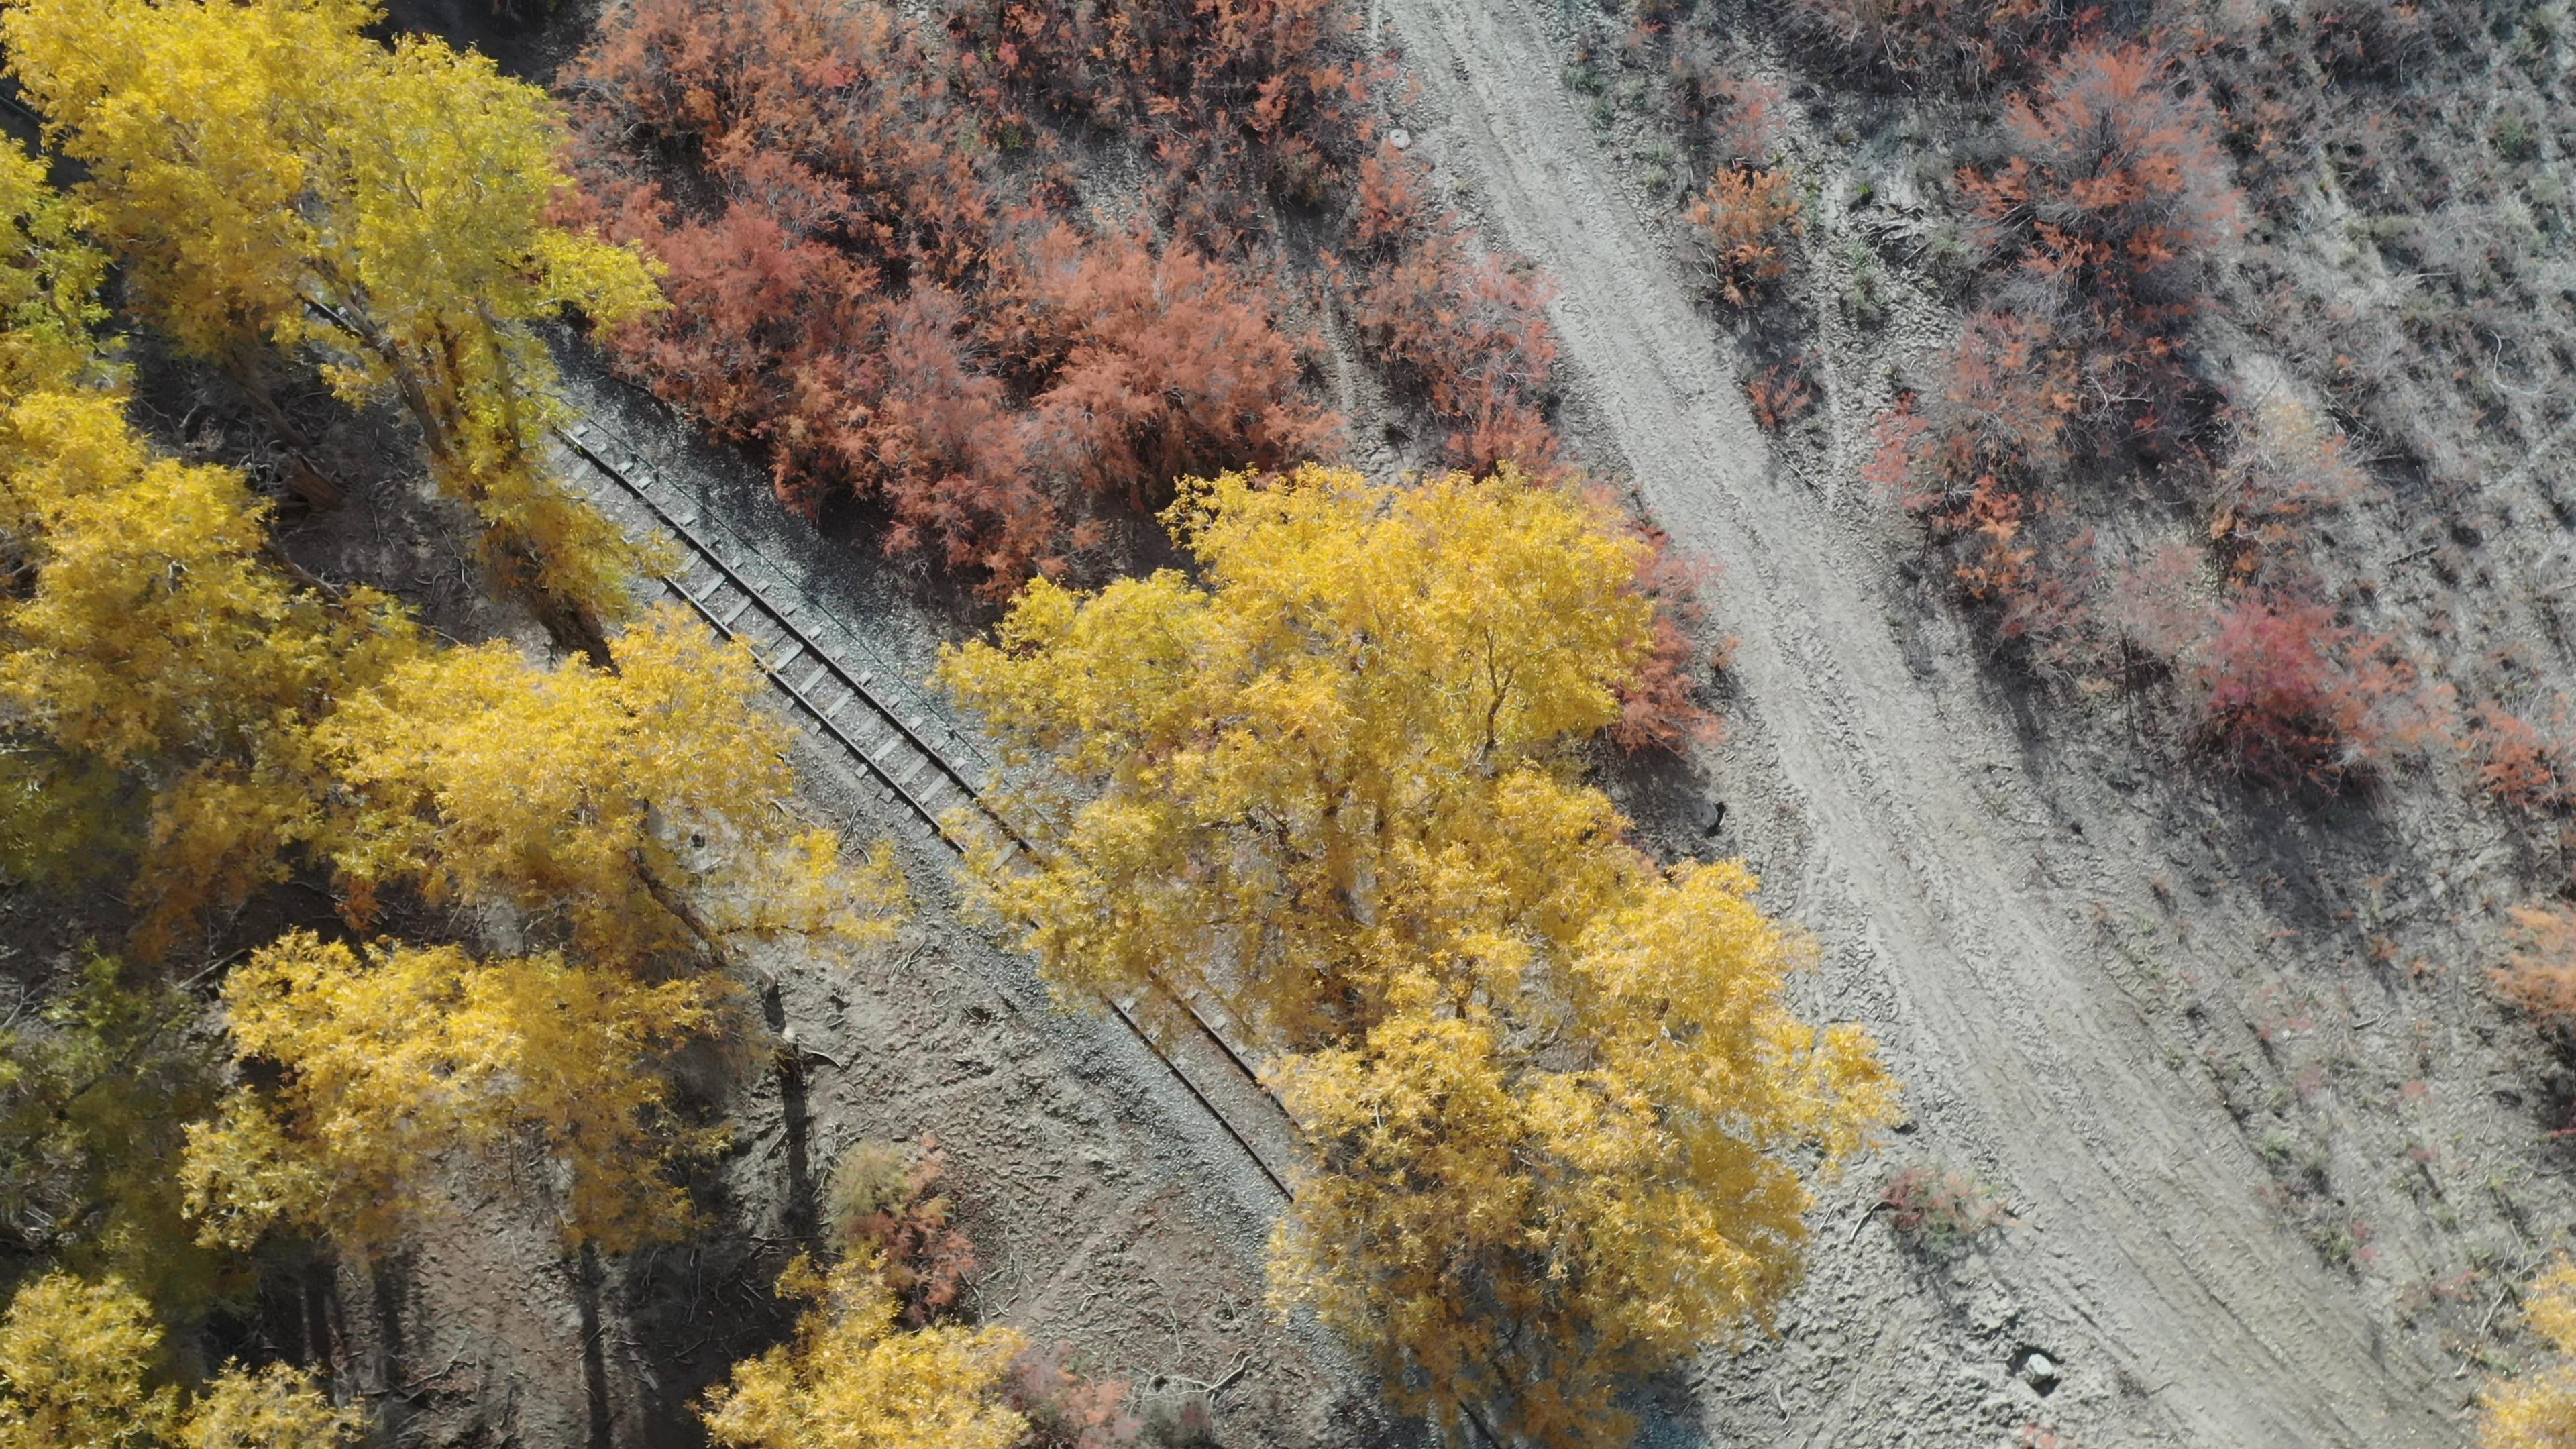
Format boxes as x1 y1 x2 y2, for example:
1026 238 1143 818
553 419 1300 1203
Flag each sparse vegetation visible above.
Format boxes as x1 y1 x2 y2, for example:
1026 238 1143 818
1880 1161 2013 1259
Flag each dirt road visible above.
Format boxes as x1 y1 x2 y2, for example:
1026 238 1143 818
1377 1 2455 1442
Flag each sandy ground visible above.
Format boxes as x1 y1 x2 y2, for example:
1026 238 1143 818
1373 1 2469 1444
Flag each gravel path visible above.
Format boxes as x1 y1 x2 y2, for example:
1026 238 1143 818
1376 1 2457 1443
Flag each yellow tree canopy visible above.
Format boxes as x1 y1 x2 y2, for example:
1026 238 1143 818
3 0 665 639
2485 1257 2576 1448
698 1256 1027 1449
182 932 729 1257
941 466 1892 1445
318 604 905 969
0 1273 352 1449
0 135 106 402
938 464 1673 1040
0 384 419 954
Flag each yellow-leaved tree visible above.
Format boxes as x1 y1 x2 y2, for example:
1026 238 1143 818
316 604 906 968
940 465 1894 1445
0 386 423 953
3 0 667 657
698 1256 1027 1449
0 1272 354 1449
0 135 105 403
2485 1257 2576 1447
0 138 424 949
176 611 906 1258
182 933 725 1256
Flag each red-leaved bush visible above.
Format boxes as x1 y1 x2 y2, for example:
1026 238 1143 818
1866 307 2098 662
1006 1348 1142 1449
945 0 1377 250
2189 595 2417 790
1968 42 2246 362
2479 700 2576 814
1873 42 2249 662
1346 229 1561 474
562 0 1336 593
1607 510 1726 751
827 1137 978 1326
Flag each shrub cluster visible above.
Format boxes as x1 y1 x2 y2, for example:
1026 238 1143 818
1874 44 2245 663
1684 165 1804 309
1335 142 1563 474
943 0 1371 250
827 1136 978 1326
1881 1161 2014 1259
564 0 1338 594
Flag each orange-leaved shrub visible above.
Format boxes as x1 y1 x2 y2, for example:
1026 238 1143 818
2479 700 2576 815
1684 166 1804 309
2497 904 2576 1035
1966 42 2245 404
562 0 1336 593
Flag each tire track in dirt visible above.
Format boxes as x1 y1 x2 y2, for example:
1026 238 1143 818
1377 2 2454 1443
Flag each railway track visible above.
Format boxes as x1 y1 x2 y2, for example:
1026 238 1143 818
553 419 1301 1204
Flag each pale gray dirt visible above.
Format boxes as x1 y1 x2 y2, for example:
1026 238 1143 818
1375 1 2458 1444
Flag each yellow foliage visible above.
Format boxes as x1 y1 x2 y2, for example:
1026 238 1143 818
4 0 666 633
175 1366 354 1449
698 1256 1026 1449
318 604 905 968
0 384 418 953
0 1271 172 1449
940 465 1668 1033
182 931 727 1256
0 133 106 402
0 1273 351 1449
941 466 1892 1444
2485 1258 2576 1448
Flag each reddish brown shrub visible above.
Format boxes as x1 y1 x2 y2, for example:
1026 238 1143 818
2189 595 2414 790
1604 515 1725 751
1684 166 1805 308
1348 232 1560 472
827 1136 977 1326
2497 904 2576 1033
1013 224 1338 506
565 0 1335 594
1005 1348 1141 1449
1349 141 1433 255
1744 354 1819 433
1867 307 2101 663
1882 1161 2013 1258
1968 43 2245 343
947 0 1375 247
2478 700 2575 814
